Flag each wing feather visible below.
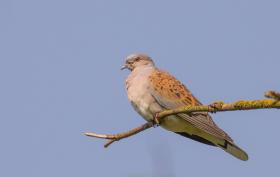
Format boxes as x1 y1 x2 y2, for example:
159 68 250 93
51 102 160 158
148 69 233 142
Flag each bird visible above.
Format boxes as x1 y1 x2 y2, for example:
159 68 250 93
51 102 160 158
121 53 248 161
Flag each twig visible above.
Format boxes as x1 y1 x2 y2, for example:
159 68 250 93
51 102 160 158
85 91 280 148
85 122 153 148
265 90 280 100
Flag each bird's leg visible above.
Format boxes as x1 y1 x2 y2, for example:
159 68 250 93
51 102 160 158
152 113 161 127
208 101 224 113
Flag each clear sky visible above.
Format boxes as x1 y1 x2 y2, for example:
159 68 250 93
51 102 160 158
1 0 280 177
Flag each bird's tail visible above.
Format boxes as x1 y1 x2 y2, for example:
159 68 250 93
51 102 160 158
217 141 249 161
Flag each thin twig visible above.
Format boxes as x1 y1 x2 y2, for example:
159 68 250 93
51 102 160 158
85 91 280 148
265 90 280 100
85 122 153 148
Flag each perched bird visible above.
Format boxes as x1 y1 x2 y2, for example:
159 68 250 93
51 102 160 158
122 53 248 161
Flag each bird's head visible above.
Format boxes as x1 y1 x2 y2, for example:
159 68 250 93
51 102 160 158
121 53 155 71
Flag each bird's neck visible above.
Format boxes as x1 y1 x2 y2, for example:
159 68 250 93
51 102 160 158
130 65 156 77
133 65 156 73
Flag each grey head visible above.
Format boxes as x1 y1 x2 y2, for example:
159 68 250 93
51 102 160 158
121 53 155 71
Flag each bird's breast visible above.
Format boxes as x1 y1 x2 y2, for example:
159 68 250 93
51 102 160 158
126 69 160 121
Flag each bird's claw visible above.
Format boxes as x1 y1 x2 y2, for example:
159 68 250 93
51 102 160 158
209 101 224 113
152 113 161 127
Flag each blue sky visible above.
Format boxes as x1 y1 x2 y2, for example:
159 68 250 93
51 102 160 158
1 0 280 177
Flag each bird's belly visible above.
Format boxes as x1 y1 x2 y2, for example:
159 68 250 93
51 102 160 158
131 99 154 121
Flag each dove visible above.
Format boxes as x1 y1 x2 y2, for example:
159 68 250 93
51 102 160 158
122 53 248 161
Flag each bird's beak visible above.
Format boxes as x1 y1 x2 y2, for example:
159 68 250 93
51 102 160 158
121 64 128 70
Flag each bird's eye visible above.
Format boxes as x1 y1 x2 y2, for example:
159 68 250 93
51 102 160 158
135 57 140 62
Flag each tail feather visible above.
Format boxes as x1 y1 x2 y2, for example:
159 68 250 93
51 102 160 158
217 141 249 161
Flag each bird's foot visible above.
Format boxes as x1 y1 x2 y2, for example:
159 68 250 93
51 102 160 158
152 113 161 127
208 101 224 113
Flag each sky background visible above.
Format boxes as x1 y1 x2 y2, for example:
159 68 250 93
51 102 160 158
1 0 280 177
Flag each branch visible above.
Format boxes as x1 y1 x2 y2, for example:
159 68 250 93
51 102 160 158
85 122 153 148
85 91 280 148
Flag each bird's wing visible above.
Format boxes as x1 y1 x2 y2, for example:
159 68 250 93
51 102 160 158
148 69 233 143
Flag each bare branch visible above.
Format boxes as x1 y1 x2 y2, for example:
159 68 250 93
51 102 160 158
85 91 280 148
85 122 153 148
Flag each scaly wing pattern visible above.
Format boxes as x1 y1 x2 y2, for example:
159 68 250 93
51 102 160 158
148 69 233 143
